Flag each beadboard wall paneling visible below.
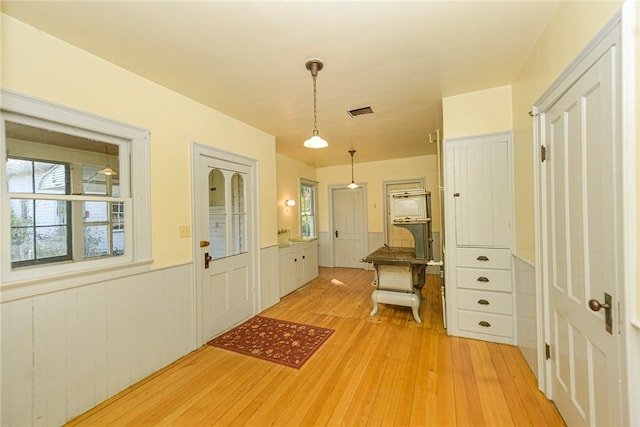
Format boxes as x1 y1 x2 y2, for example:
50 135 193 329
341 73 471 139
260 245 280 311
514 255 538 378
366 232 385 270
0 263 195 426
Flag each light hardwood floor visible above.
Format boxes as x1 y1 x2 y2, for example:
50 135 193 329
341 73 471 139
67 267 565 426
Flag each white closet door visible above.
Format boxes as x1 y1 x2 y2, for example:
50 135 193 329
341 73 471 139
542 35 622 427
451 139 511 247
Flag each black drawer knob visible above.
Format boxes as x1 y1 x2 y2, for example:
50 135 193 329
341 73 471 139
477 299 490 305
478 321 491 327
477 277 489 283
477 255 489 261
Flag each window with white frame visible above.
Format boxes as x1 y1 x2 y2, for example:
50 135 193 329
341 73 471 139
1 90 151 289
300 179 317 238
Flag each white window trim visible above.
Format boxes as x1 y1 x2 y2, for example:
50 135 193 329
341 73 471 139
0 89 152 301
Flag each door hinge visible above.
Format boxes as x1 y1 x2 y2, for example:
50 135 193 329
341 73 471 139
541 145 547 162
545 343 551 360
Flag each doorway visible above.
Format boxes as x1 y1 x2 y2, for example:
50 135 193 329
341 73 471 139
330 185 367 268
536 16 627 425
192 144 259 344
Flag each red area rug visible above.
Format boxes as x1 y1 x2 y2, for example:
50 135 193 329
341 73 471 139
207 316 334 369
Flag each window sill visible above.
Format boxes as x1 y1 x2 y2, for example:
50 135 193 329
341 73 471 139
0 258 153 302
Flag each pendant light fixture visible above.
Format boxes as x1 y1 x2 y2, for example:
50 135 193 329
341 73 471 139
99 142 117 176
348 149 358 189
303 58 328 149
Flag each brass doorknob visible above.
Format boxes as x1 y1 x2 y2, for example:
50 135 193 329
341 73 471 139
588 298 610 312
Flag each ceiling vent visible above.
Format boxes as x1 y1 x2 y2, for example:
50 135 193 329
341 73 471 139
348 106 374 117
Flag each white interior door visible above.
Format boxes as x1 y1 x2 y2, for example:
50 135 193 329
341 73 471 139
542 29 622 426
332 186 366 268
385 181 423 247
198 154 254 342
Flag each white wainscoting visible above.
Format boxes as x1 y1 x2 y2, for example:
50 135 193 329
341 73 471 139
366 232 385 270
260 245 280 311
320 231 442 274
514 254 538 379
1 263 195 426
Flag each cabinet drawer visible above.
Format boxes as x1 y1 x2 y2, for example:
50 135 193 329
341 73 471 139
456 247 511 269
457 289 512 315
456 268 512 292
457 310 513 338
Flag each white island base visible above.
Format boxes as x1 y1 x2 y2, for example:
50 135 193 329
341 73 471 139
370 289 422 323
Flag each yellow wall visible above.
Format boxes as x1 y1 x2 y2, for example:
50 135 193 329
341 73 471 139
315 155 441 233
511 1 622 262
636 1 640 315
1 14 278 269
275 153 316 239
442 85 513 138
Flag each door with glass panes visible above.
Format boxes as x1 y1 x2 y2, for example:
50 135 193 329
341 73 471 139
199 154 253 341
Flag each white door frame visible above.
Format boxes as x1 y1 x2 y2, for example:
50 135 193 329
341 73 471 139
190 142 261 346
382 178 425 245
328 183 368 268
533 5 637 424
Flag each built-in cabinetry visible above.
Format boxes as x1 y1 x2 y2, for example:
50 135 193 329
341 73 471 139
444 131 515 345
279 240 319 297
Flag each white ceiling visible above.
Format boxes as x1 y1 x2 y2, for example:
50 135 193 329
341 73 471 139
1 1 559 167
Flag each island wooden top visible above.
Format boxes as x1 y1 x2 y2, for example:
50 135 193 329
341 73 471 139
361 246 430 266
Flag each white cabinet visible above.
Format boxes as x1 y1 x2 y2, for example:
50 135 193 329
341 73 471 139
279 240 319 297
301 242 319 285
444 132 515 345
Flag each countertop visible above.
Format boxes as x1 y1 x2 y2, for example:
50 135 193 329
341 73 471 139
361 246 430 265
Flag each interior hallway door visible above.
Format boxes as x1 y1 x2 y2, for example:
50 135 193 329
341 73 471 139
332 186 366 268
540 23 622 426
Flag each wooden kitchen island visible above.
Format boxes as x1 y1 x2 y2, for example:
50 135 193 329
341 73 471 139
362 245 430 323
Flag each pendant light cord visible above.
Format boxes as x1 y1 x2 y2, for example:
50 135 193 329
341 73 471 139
312 74 318 135
349 149 356 183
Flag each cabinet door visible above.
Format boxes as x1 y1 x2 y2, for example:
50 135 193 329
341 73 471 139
450 139 511 247
302 242 319 284
279 248 297 296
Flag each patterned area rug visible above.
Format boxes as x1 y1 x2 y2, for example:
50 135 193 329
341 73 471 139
207 316 334 369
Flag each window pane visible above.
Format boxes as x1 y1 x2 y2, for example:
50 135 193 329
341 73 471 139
35 200 67 226
112 202 124 230
209 169 226 259
84 201 109 222
84 225 109 258
81 165 121 197
10 199 34 226
231 173 245 213
232 214 246 255
112 229 125 256
300 182 316 238
11 227 34 262
231 173 246 256
36 226 69 258
6 158 34 193
34 162 67 194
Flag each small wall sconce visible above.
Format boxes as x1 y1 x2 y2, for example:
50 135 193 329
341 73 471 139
285 199 296 207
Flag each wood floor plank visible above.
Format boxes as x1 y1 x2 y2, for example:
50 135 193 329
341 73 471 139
65 267 566 427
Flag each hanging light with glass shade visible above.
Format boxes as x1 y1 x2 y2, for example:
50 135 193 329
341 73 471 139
303 58 328 149
348 149 358 189
99 142 118 176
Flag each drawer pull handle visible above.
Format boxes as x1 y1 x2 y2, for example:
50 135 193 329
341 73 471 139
478 321 491 327
477 299 490 305
477 255 489 261
477 277 489 283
